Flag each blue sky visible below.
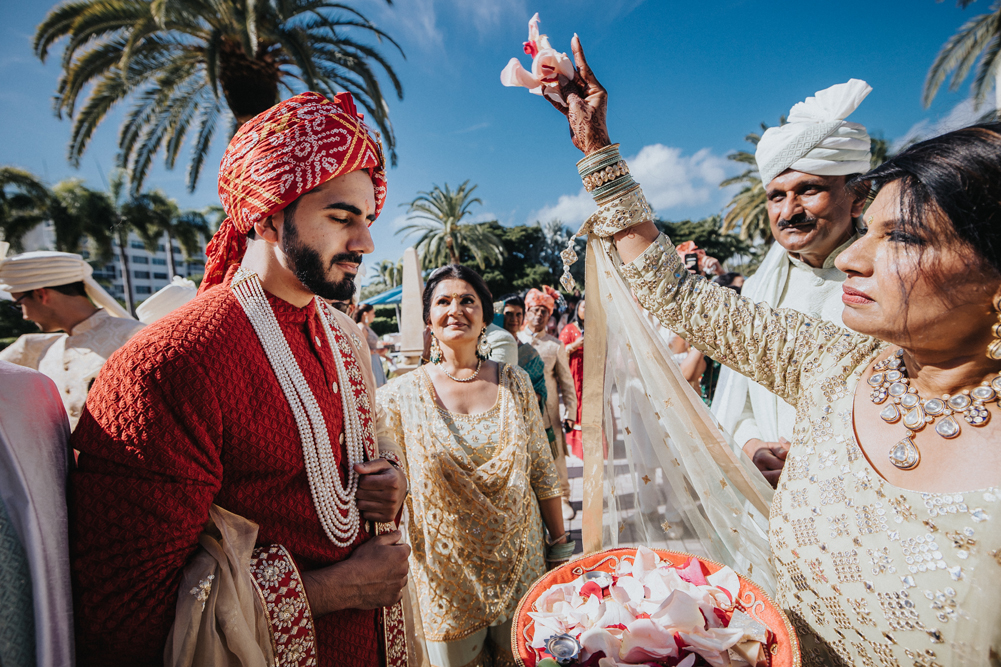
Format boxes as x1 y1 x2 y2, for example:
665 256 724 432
0 0 992 279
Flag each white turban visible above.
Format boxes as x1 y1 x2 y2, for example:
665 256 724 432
136 276 197 324
0 250 133 319
756 79 873 186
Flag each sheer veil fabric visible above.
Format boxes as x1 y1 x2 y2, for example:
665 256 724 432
580 236 776 594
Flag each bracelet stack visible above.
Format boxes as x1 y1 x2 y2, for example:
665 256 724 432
545 535 576 563
559 144 654 291
577 144 640 206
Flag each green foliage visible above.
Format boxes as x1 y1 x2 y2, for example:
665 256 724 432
720 119 782 243
399 181 505 270
924 2 1001 111
0 168 51 252
656 215 752 266
473 221 572 298
34 0 403 194
371 304 397 336
0 304 37 350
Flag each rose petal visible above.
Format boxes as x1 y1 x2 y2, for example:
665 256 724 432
500 58 542 89
609 576 646 609
619 619 678 662
706 567 740 605
649 590 705 633
528 12 540 43
580 581 603 600
676 558 708 587
580 627 622 661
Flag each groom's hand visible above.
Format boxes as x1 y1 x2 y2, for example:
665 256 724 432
744 438 789 488
355 459 408 523
303 531 411 615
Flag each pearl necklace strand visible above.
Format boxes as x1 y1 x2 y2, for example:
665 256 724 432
232 269 365 547
439 358 482 382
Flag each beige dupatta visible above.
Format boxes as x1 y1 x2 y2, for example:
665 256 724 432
580 235 776 593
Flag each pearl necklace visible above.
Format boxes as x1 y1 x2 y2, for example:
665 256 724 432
232 269 366 547
438 358 483 382
868 349 1001 470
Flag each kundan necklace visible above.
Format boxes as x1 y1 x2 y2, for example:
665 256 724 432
231 268 368 547
439 358 483 382
868 348 1001 470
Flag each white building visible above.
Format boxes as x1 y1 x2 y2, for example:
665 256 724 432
18 221 207 307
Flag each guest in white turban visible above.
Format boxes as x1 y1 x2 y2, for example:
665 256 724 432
0 249 144 429
136 276 198 325
710 79 872 486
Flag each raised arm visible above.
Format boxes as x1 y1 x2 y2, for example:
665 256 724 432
545 37 878 405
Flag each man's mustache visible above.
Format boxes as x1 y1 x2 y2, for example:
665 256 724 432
329 252 364 268
776 213 817 230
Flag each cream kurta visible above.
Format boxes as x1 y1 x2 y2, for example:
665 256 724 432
712 236 854 452
0 309 144 429
376 363 560 645
621 233 1001 666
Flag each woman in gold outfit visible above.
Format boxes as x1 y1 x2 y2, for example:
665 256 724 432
539 37 1001 665
376 264 571 667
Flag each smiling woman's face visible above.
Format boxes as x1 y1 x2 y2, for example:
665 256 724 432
835 181 1000 356
429 278 484 348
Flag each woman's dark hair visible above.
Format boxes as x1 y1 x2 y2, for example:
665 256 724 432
502 294 526 312
849 122 1001 276
353 303 374 323
422 265 494 325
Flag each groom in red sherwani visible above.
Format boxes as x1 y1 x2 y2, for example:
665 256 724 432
70 92 410 667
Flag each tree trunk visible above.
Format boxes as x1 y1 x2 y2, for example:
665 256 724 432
164 231 176 278
218 38 281 125
116 229 134 315
445 235 460 265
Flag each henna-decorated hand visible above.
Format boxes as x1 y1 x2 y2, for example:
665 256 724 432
546 35 611 156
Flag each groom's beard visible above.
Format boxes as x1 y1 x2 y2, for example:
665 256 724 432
282 214 361 301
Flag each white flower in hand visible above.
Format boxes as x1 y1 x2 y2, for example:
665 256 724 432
500 13 575 103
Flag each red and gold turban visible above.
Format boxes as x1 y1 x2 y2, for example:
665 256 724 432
525 285 561 317
201 91 387 292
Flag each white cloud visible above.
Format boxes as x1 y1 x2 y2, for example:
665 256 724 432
528 144 734 226
894 96 997 151
367 0 526 54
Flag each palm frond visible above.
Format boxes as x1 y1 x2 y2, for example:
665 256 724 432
923 7 1001 106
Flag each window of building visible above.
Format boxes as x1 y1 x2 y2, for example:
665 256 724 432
153 272 168 280
133 255 149 264
134 270 150 279
135 285 152 295
157 244 165 251
130 241 145 249
152 257 167 265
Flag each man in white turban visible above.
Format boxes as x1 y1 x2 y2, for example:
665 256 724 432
0 249 144 429
711 79 871 486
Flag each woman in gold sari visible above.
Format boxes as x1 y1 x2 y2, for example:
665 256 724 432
376 265 571 667
538 38 1001 665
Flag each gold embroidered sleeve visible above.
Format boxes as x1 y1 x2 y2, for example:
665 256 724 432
375 381 409 475
510 366 561 500
618 233 875 406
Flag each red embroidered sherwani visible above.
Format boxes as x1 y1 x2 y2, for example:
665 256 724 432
71 266 398 666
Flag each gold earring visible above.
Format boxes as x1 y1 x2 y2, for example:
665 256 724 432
476 327 490 361
430 335 443 364
988 294 1001 360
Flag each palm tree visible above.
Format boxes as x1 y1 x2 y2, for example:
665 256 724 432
720 121 777 243
374 258 403 288
398 181 506 270
536 218 573 277
0 168 51 252
129 192 212 277
923 1 1001 114
49 179 116 262
34 0 404 194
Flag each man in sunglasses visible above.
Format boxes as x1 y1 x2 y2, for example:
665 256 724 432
0 249 143 430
